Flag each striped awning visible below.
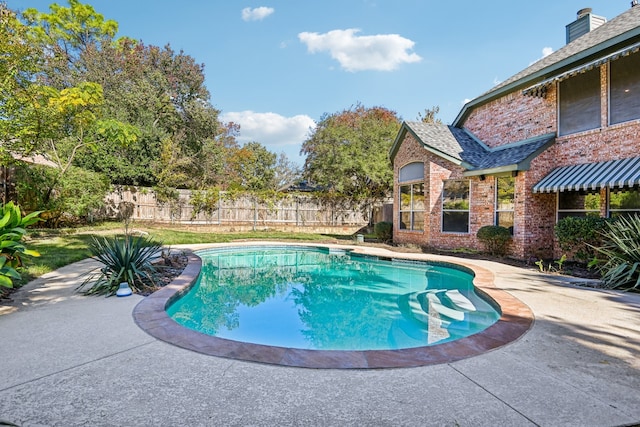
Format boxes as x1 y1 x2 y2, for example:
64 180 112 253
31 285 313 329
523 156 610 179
523 41 640 98
533 156 640 193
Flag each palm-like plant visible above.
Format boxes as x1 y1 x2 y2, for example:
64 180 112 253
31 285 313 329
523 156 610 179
80 231 163 296
593 214 640 290
0 202 42 288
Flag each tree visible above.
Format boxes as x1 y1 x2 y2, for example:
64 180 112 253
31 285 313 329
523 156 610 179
273 153 302 191
22 0 118 88
23 2 235 190
417 106 442 124
0 4 42 155
226 142 277 191
301 104 401 206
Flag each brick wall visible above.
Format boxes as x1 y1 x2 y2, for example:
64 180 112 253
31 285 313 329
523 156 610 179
464 88 556 147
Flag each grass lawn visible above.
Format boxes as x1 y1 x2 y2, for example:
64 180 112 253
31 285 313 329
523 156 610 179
15 222 354 288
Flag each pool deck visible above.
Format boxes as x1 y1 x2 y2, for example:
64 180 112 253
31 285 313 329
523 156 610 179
1 242 639 426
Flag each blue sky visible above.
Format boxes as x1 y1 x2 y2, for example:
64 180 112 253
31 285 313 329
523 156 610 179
11 1 631 165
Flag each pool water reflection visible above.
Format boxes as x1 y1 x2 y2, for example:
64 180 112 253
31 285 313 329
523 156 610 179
166 246 500 351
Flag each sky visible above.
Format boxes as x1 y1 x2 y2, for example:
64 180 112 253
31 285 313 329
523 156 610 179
10 1 632 165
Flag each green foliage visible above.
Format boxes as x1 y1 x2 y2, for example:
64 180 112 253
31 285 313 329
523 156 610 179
374 221 393 243
79 231 163 295
58 166 111 221
226 142 277 191
534 254 567 273
301 104 400 204
190 188 220 219
0 202 42 287
15 164 110 225
554 216 610 262
592 214 640 290
476 225 512 256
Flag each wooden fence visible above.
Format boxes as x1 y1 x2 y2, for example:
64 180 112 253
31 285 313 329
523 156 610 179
103 188 389 231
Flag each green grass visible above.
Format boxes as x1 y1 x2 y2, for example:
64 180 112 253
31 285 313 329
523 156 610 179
16 222 340 287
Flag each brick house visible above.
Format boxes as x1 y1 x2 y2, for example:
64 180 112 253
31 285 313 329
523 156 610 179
390 5 640 260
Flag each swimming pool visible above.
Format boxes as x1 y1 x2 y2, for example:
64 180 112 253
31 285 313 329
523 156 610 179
166 246 501 351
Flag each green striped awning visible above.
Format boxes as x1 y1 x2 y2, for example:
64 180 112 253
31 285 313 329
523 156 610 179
533 156 640 193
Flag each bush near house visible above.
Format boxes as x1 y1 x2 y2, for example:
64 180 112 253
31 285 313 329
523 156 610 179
476 225 512 256
592 214 640 291
554 216 611 263
374 221 393 243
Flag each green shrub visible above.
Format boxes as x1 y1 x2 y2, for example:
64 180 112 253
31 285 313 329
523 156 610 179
476 225 512 256
0 202 42 288
79 230 163 296
555 216 610 262
592 214 640 290
374 221 393 243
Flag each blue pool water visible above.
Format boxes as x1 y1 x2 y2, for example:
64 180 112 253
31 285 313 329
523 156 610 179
166 246 500 351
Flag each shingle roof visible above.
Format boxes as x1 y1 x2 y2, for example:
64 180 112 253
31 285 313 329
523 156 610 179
453 5 640 126
391 121 555 176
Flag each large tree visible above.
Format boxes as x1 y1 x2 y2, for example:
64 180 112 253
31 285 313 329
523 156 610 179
301 104 401 204
21 1 235 190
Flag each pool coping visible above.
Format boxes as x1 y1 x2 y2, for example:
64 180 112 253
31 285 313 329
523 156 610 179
132 243 534 369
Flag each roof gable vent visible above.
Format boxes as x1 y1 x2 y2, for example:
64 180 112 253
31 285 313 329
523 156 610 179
566 8 607 44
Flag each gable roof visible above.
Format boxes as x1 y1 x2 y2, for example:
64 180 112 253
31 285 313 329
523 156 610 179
390 121 555 176
453 5 640 127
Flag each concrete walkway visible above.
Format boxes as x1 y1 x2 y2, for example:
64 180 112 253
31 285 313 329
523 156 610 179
1 245 639 427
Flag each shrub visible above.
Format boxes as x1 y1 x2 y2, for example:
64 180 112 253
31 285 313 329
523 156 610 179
15 164 110 226
0 202 42 288
592 214 640 290
476 225 512 256
555 216 610 262
374 221 393 243
79 229 163 296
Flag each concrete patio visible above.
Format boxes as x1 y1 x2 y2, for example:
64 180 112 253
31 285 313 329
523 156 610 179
1 244 639 426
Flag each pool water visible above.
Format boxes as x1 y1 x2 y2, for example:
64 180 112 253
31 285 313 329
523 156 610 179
166 246 500 351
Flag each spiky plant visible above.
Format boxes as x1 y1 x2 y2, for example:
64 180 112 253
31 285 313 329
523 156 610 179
80 232 163 296
593 214 640 290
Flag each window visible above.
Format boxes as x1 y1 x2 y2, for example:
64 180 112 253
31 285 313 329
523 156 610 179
495 176 514 233
557 190 601 220
398 163 424 231
399 183 425 231
610 52 640 125
609 188 640 218
442 180 469 233
559 67 601 136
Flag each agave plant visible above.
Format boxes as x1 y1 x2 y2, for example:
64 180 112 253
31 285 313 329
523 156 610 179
80 232 164 296
593 214 640 290
0 202 42 288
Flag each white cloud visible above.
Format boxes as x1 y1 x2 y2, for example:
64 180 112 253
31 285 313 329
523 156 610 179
530 46 554 65
241 6 274 22
298 28 422 72
220 111 316 163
